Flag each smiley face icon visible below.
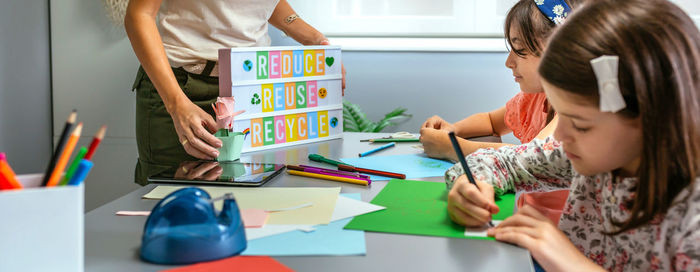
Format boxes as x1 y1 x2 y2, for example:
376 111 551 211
318 88 327 99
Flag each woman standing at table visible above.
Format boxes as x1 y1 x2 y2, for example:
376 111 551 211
125 0 345 185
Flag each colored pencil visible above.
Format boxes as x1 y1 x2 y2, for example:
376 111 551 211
308 154 350 166
367 138 420 143
84 125 106 160
359 142 396 157
41 110 77 186
298 165 371 180
448 131 494 227
46 123 83 187
59 147 88 186
337 164 406 179
287 169 369 186
0 153 22 189
67 159 93 186
288 165 371 183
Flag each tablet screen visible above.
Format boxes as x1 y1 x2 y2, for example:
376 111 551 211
148 161 285 187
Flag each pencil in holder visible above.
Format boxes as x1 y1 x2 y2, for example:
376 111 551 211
214 129 244 161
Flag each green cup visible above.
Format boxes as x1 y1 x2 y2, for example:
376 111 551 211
219 162 247 180
214 129 244 162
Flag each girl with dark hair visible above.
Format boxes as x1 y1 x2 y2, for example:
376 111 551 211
419 0 581 161
446 0 700 270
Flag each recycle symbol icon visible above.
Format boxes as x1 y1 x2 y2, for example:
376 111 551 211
251 93 261 105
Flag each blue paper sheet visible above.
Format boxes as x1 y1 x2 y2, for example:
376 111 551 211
241 194 366 256
340 154 455 181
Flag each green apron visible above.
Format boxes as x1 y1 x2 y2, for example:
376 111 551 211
131 66 219 185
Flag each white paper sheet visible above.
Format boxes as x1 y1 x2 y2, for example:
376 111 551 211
464 220 502 237
245 194 385 240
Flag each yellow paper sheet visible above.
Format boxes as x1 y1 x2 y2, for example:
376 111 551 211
143 186 340 225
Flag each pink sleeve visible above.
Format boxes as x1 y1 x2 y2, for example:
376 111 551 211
504 92 549 143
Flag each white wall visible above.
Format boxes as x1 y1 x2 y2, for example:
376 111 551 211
50 0 141 210
0 0 52 174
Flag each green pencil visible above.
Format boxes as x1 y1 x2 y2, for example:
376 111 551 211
308 154 350 167
59 147 88 186
369 138 420 143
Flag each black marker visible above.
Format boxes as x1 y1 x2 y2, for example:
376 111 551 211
447 131 495 227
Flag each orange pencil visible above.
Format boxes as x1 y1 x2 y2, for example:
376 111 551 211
46 123 83 187
84 125 106 160
0 153 22 189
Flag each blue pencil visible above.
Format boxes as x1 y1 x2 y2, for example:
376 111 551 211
67 159 93 186
358 142 395 157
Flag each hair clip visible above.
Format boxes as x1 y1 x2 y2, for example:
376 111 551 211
590 55 626 113
534 0 572 24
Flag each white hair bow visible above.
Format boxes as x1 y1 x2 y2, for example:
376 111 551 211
590 55 626 112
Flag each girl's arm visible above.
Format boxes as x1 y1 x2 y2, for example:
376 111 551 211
452 106 512 138
421 106 514 161
420 128 514 161
445 137 573 195
125 0 222 160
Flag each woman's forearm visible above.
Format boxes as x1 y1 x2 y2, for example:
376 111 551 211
269 0 327 45
124 0 188 112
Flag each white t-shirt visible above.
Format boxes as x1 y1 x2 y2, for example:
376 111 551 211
158 0 280 69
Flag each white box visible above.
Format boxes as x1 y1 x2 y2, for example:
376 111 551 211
0 174 84 272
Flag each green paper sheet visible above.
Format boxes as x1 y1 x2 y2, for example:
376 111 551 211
344 179 514 240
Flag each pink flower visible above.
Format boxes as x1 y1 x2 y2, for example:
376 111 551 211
614 251 629 271
552 139 562 148
588 252 606 266
542 141 555 151
619 203 627 213
212 96 245 130
674 253 692 270
650 254 661 270
649 214 664 225
564 203 574 214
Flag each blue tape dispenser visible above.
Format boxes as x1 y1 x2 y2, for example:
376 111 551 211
140 187 247 264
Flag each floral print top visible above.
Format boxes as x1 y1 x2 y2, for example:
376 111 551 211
445 137 700 271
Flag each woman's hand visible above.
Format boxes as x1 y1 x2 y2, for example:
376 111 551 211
174 161 222 181
447 175 499 227
422 115 454 131
319 39 346 94
487 205 604 272
169 99 222 160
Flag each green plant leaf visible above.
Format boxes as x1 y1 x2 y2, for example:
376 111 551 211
373 120 392 132
383 108 407 119
342 100 411 133
382 114 411 124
